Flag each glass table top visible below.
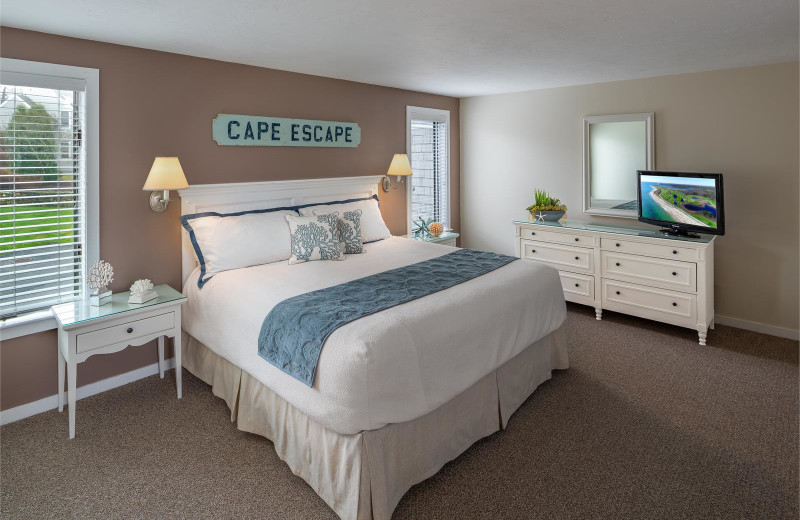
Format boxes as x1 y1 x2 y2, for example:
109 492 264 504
405 231 460 242
513 218 715 244
51 284 186 328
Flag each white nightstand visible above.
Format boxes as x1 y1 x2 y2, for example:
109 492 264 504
51 284 187 438
404 231 459 247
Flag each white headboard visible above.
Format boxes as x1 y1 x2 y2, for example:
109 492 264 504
178 175 384 286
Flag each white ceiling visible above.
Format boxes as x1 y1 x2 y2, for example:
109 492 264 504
2 0 798 97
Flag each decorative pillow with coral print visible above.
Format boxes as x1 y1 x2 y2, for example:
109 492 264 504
313 209 365 255
286 213 345 264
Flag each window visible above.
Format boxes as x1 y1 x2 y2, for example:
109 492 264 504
0 59 98 335
406 106 450 231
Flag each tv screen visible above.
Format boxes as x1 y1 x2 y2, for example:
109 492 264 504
637 171 724 236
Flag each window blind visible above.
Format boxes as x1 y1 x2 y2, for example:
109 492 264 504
409 118 448 227
0 83 86 318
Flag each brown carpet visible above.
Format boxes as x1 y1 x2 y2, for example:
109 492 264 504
2 304 798 519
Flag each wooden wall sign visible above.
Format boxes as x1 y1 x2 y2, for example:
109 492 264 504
212 114 360 148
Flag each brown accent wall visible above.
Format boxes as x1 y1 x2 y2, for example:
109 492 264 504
0 27 460 411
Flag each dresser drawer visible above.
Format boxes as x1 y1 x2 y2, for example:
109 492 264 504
601 252 696 292
602 280 697 323
76 312 175 354
522 240 594 274
520 227 593 247
601 238 699 262
558 271 594 301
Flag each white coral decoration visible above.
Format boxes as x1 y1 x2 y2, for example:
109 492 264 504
87 259 114 294
129 279 154 296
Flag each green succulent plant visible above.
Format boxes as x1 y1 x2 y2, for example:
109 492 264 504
526 189 567 212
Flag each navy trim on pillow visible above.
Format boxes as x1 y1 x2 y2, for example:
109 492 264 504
293 193 379 211
180 205 298 288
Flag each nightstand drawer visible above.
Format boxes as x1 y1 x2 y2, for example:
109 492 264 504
76 312 175 354
558 271 594 300
522 240 593 274
601 238 698 262
521 227 593 247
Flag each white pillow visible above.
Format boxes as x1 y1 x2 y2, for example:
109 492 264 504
181 208 298 287
298 195 390 243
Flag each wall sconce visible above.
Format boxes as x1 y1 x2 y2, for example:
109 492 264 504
382 153 413 191
143 157 189 212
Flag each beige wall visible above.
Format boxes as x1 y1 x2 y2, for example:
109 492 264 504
0 27 460 411
461 62 799 332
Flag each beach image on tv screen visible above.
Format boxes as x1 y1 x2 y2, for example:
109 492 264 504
640 175 718 229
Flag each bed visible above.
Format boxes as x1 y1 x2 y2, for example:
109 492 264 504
178 176 568 520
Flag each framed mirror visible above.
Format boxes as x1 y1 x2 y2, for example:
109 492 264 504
583 113 654 218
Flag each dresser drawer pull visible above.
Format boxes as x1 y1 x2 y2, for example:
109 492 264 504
531 249 536 253
574 237 579 242
672 272 677 276
616 243 620 247
673 250 678 255
531 232 536 236
574 256 579 260
126 327 133 334
672 302 677 307
616 290 620 295
575 283 580 287
615 262 620 266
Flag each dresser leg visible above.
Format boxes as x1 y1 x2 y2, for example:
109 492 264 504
67 360 77 439
57 346 65 412
158 336 165 379
595 308 602 321
698 329 708 346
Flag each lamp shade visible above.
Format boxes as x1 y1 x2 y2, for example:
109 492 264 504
143 157 189 191
386 154 413 177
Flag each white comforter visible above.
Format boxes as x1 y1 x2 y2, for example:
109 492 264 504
183 237 566 434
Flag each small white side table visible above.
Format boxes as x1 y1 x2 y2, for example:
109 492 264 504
51 284 186 439
404 231 459 247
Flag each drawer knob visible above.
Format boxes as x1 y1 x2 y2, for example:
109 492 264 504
615 262 620 267
672 271 677 276
615 290 620 295
575 283 579 287
615 243 620 247
126 327 133 333
673 250 678 255
531 232 536 236
532 249 536 253
574 256 579 260
574 237 579 242
672 302 677 307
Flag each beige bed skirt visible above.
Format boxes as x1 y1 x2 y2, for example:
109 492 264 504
181 326 568 520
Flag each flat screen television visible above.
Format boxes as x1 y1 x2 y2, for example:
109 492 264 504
637 171 725 237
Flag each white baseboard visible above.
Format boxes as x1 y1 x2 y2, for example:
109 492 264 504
0 358 176 426
714 314 799 341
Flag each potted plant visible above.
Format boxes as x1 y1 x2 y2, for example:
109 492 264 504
411 217 434 239
526 189 567 222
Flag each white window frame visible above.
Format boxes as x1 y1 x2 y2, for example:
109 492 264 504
0 59 99 341
406 106 451 234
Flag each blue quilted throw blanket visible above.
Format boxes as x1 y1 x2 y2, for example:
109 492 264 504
257 248 517 386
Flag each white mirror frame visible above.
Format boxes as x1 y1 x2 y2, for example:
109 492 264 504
582 112 654 218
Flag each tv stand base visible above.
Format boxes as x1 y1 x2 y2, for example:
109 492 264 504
659 227 701 239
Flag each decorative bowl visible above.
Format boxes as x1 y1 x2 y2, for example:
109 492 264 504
530 210 565 222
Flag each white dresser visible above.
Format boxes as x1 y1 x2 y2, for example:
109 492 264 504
514 220 715 345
